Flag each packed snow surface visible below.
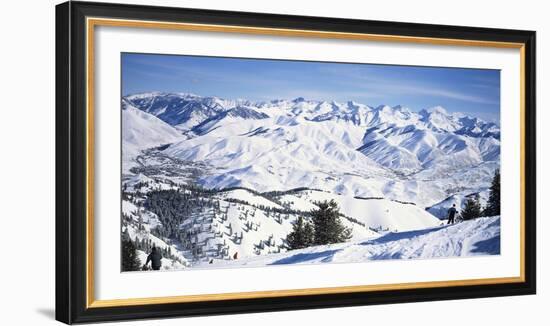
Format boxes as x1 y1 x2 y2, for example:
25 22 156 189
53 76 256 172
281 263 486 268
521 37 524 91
195 216 500 268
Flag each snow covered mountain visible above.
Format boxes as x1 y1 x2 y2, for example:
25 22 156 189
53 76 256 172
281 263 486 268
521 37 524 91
122 99 185 172
123 93 500 208
121 92 501 270
125 92 255 131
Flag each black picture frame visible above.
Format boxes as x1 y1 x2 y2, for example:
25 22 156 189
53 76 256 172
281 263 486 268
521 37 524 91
56 1 536 324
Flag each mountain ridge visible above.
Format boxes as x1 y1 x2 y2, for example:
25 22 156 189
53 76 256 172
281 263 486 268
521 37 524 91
124 92 500 133
122 92 500 208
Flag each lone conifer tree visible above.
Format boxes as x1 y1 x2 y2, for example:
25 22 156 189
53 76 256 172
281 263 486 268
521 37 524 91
484 169 501 216
461 196 482 220
311 200 352 245
285 216 314 250
121 231 141 271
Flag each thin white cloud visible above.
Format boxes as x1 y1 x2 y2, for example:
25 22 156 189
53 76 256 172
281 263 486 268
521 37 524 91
387 84 499 105
317 64 498 105
125 54 498 107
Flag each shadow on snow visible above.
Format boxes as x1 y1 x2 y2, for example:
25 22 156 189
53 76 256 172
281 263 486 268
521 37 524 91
269 249 341 265
360 225 445 246
470 235 500 255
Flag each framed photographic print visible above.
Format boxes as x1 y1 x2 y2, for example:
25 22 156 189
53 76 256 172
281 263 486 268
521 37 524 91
55 1 536 324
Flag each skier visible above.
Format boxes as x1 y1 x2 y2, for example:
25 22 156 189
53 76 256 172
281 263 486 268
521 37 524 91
144 246 162 271
233 252 238 260
447 204 458 225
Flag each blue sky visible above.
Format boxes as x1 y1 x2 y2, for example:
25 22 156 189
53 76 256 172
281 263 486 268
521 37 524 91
122 53 500 122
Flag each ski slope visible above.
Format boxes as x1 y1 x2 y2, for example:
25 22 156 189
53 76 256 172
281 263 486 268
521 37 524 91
195 216 500 268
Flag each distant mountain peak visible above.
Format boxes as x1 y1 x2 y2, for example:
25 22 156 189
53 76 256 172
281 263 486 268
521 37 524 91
375 104 392 111
425 106 449 115
392 104 410 111
224 106 270 119
123 93 498 140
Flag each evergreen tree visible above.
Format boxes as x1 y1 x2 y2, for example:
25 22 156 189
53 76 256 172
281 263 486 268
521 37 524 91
121 231 141 272
286 216 314 250
303 222 314 246
484 169 501 216
461 196 482 220
311 200 352 245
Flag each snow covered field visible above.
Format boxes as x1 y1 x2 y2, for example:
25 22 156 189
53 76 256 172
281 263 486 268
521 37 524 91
194 216 500 268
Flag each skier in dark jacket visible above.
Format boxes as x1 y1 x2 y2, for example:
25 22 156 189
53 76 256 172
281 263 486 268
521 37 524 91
144 246 162 270
447 204 458 224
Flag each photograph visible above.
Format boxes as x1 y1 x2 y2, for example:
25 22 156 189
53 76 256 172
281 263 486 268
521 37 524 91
120 53 502 272
50 1 537 323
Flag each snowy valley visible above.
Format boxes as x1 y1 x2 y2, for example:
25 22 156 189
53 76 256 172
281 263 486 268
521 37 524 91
120 92 501 271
